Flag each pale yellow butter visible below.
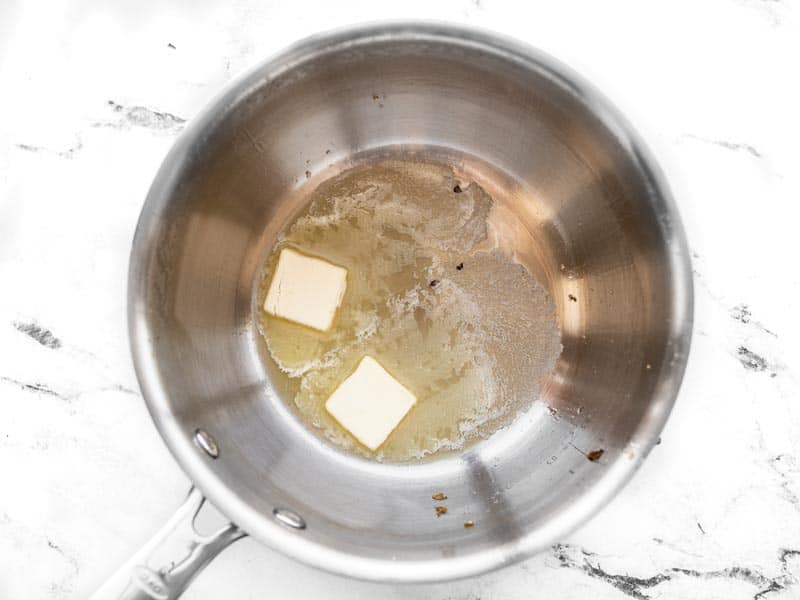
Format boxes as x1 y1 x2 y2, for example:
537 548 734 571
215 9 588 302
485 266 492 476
325 356 417 451
264 248 347 332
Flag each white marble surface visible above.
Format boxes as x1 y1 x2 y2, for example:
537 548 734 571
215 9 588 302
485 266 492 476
1 0 799 598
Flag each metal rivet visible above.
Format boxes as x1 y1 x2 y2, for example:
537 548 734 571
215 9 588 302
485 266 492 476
133 566 168 600
194 429 219 459
273 508 306 530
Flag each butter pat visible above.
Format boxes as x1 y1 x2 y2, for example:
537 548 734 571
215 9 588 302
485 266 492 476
325 356 417 451
264 248 348 331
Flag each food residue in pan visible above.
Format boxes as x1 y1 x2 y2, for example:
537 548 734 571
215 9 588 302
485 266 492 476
586 449 605 462
257 158 561 462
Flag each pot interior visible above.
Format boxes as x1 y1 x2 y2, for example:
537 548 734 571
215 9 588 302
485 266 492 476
129 25 691 581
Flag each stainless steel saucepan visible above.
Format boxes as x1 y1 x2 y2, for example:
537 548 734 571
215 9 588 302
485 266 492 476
93 22 692 599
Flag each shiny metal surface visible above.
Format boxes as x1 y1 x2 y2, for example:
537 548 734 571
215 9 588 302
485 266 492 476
273 508 307 530
193 429 219 459
127 23 692 583
90 489 244 600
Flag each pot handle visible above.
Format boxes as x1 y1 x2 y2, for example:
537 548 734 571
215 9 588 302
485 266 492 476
90 487 245 600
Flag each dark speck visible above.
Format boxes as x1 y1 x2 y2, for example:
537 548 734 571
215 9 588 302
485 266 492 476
453 184 463 193
167 42 176 49
655 437 662 446
731 303 751 324
736 346 768 372
372 94 380 101
305 170 311 179
325 149 331 154
0 376 63 400
13 321 61 349
456 262 464 271
730 303 777 337
586 449 604 462
697 522 706 534
429 280 440 288
568 294 578 302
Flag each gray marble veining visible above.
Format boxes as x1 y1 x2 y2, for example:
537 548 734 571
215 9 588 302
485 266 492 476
1 0 798 598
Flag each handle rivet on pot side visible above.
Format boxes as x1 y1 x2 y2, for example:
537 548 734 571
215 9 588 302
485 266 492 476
273 508 306 530
194 428 219 459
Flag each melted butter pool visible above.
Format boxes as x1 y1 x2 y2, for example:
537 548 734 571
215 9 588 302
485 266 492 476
258 158 561 462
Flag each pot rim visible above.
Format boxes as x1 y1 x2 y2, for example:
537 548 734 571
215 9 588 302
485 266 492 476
128 20 694 583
